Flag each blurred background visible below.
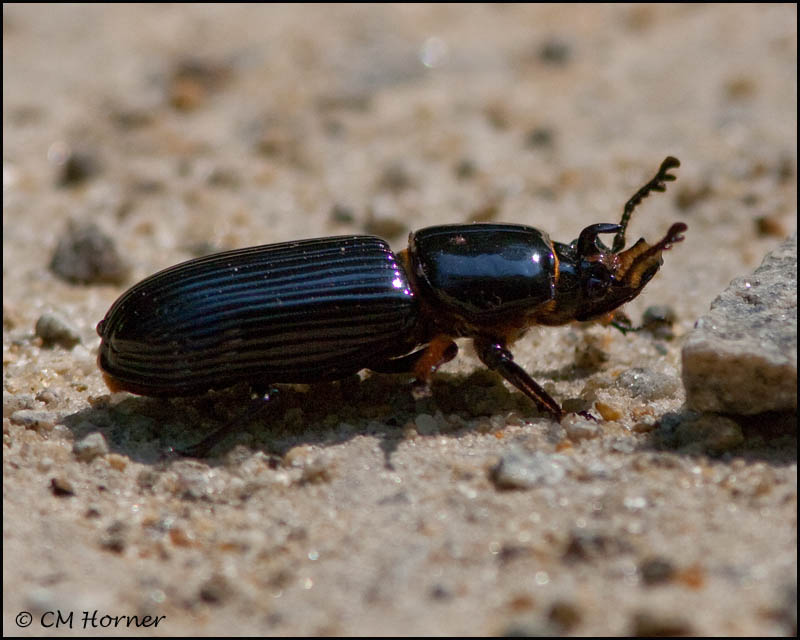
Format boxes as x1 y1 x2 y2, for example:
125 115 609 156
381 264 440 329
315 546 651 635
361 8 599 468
3 4 796 636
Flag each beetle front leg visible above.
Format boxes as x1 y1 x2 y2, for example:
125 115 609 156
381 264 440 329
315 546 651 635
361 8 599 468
474 339 565 421
602 310 641 336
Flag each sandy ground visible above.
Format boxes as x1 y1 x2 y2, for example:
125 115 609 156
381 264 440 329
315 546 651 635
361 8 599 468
3 4 796 636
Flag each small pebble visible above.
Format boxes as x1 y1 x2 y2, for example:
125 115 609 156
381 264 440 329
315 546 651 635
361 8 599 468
548 599 582 631
10 409 58 431
299 456 333 485
50 476 76 496
56 148 100 187
640 556 677 585
630 610 692 636
538 37 572 65
595 401 623 422
616 367 679 401
563 530 631 562
524 126 555 149
467 202 500 223
454 158 477 179
168 57 231 112
35 312 81 348
35 388 60 405
490 448 570 490
631 415 658 433
50 222 129 285
283 445 315 467
675 181 713 210
4 394 36 416
641 305 677 340
24 587 60 617
106 453 128 471
377 161 413 192
171 462 216 500
563 414 601 441
330 203 356 223
99 520 128 553
429 583 452 601
199 573 235 604
73 432 109 462
415 413 438 435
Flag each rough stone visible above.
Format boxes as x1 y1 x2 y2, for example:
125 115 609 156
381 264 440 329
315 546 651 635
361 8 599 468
682 234 797 414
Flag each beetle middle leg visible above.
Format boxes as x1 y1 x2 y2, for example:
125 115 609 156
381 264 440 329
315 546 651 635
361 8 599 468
368 336 458 398
368 335 459 398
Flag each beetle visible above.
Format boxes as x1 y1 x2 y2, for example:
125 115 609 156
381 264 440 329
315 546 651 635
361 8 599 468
97 157 685 453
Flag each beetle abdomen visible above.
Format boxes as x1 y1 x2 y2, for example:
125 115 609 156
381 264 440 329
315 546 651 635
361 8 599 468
97 236 418 396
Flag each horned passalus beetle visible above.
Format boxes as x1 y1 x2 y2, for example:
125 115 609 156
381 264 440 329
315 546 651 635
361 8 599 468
97 157 685 452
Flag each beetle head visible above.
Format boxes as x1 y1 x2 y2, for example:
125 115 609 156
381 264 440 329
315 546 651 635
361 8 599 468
572 221 687 321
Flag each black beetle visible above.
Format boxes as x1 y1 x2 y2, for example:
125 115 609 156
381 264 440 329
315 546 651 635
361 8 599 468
97 157 685 451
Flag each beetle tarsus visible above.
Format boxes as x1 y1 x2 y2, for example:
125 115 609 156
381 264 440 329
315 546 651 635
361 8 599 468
608 311 640 335
610 321 641 335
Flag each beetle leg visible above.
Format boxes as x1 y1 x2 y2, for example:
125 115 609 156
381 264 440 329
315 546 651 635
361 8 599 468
369 338 458 377
177 388 280 457
412 335 459 383
474 339 564 421
368 347 430 374
602 310 643 335
416 338 458 398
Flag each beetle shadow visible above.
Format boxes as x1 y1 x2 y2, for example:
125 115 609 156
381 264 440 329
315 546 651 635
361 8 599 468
65 370 795 468
62 371 544 467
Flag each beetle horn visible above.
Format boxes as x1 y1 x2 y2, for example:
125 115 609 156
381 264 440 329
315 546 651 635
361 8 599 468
613 222 688 290
632 222 687 265
577 223 622 257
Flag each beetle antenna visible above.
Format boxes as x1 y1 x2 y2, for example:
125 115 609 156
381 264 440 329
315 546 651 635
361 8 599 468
612 156 680 253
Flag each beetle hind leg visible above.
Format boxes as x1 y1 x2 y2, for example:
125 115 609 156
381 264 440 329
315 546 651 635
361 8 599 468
177 387 281 457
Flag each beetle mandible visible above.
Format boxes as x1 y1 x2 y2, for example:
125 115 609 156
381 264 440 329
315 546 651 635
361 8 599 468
97 157 686 452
